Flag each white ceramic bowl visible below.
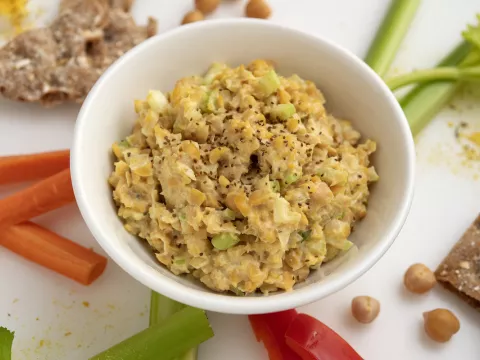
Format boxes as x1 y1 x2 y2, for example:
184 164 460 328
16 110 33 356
72 19 415 314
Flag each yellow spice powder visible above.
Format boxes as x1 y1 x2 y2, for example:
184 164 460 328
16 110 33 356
0 0 29 35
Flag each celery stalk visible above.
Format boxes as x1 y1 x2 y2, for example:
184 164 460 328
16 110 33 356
150 291 186 325
399 42 472 135
365 0 421 77
150 291 198 360
0 327 14 360
386 66 480 90
89 307 213 360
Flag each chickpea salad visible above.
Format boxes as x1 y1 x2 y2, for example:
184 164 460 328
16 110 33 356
108 60 379 295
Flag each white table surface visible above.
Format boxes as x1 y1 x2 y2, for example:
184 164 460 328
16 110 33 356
1 1 480 359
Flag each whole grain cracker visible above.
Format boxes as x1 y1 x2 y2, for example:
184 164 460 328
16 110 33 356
0 0 157 107
435 214 480 311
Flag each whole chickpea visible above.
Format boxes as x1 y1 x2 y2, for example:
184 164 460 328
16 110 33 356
182 10 205 25
245 0 272 19
195 0 220 15
423 309 460 343
404 263 436 294
351 296 380 324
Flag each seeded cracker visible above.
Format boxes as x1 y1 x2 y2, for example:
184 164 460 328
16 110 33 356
435 215 480 311
0 0 157 107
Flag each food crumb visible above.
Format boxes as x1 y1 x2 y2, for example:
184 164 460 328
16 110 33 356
467 132 480 147
35 317 39 321
12 298 19 303
64 332 72 337
82 301 90 308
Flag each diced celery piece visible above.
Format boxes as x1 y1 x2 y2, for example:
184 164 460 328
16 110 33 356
271 103 296 121
203 90 219 113
147 90 168 113
258 70 281 97
270 180 281 192
273 197 301 225
284 172 300 185
343 240 354 251
211 233 240 250
324 245 340 262
174 257 186 265
230 286 245 296
204 63 226 84
223 208 237 221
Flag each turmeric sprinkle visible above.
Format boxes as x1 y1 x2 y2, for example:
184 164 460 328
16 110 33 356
0 0 29 35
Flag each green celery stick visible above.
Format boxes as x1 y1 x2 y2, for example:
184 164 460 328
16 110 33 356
0 327 14 360
89 307 213 360
399 41 472 135
149 291 186 325
386 66 480 90
150 291 198 360
365 0 422 77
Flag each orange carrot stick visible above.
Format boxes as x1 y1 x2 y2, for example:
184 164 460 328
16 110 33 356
0 222 107 285
0 168 75 230
0 150 70 185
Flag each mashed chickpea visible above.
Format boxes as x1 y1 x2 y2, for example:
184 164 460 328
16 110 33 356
109 60 379 295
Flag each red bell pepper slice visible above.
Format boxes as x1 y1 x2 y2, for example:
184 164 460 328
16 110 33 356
285 314 364 360
248 310 302 360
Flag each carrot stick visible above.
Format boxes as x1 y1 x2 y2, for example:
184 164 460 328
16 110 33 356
0 150 70 185
0 222 107 285
0 168 75 230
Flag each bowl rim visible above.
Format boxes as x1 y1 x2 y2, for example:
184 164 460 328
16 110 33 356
71 18 415 314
